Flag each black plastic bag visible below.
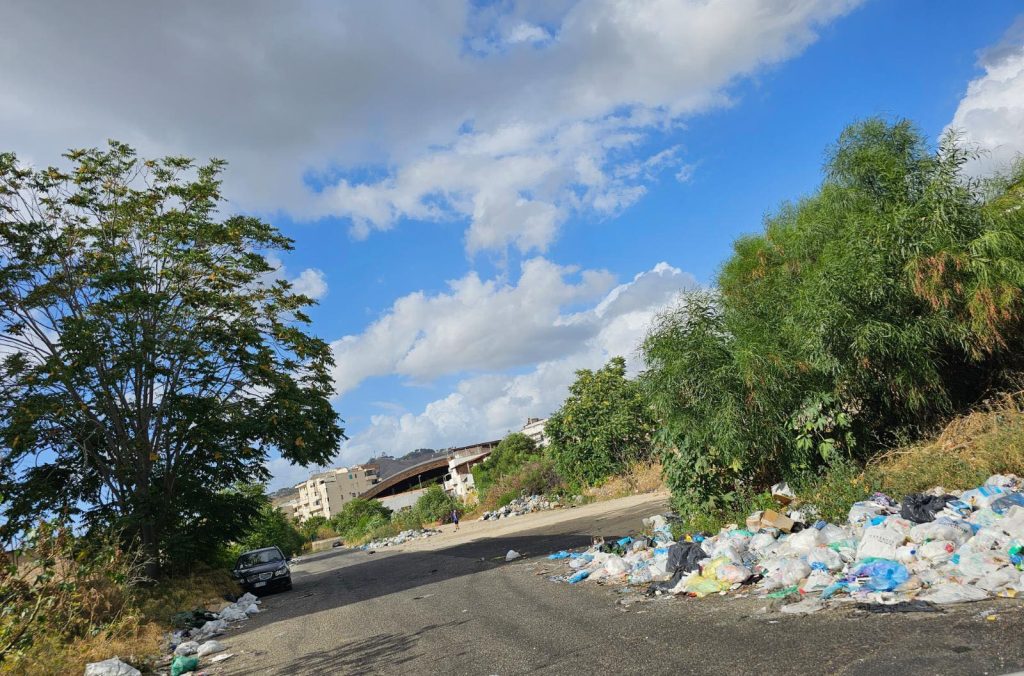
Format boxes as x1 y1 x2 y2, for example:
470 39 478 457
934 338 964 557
667 542 705 574
900 493 956 523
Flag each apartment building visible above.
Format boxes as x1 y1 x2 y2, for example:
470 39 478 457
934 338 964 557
521 417 549 447
294 465 379 522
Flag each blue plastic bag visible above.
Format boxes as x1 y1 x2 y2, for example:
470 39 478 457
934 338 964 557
548 551 571 560
854 559 909 592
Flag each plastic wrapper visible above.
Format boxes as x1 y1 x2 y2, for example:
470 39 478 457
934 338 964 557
807 546 844 571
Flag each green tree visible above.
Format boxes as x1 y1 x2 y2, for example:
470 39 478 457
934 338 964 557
330 498 392 539
237 504 305 558
297 515 329 542
545 356 656 486
642 118 1024 515
471 432 540 495
0 143 344 575
414 483 459 523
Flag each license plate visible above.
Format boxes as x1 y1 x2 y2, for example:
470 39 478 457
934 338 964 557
254 581 266 588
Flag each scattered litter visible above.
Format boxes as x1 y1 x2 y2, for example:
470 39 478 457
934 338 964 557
170 655 199 676
196 640 225 657
506 549 523 561
209 653 234 664
858 600 940 614
546 475 1024 612
482 495 562 521
84 658 141 676
361 528 442 550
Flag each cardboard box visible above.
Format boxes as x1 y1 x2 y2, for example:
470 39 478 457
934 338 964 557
759 509 795 533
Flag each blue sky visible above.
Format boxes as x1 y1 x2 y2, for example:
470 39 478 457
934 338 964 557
2 1 1023 489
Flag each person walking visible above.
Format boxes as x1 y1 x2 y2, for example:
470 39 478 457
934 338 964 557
451 508 460 532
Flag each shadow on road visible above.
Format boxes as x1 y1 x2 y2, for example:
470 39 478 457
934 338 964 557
265 619 471 675
228 508 648 645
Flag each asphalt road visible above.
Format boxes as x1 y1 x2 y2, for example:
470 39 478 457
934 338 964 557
214 493 1024 675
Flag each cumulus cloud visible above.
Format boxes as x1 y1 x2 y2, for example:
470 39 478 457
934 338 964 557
264 254 328 300
948 19 1024 177
0 1 859 252
331 262 696 465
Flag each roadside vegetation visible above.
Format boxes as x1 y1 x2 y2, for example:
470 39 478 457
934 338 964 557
3 117 1023 672
642 118 1024 531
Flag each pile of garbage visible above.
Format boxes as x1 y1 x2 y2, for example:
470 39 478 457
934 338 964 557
84 594 257 675
361 528 442 550
482 495 561 521
548 475 1024 611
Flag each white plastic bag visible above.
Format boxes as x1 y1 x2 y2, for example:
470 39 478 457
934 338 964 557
786 528 824 556
909 521 969 545
174 641 199 656
917 540 954 565
84 658 141 676
748 532 777 553
807 546 844 571
199 618 227 636
920 582 989 604
848 501 884 526
237 592 259 606
505 549 522 561
856 526 903 560
196 640 225 658
603 555 628 577
761 559 810 591
715 563 752 584
219 605 248 622
801 569 834 593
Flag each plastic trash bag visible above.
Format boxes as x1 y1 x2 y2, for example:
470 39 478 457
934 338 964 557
801 569 834 593
197 640 225 658
84 658 141 676
848 501 885 526
761 559 810 591
786 528 824 555
237 592 259 606
603 555 629 577
567 570 590 584
961 485 1008 509
991 493 1024 515
917 540 954 564
909 520 970 545
920 582 989 604
505 549 522 561
199 619 227 636
819 523 847 544
219 605 248 622
715 563 752 584
985 474 1018 488
856 526 904 560
170 656 199 676
807 546 844 571
976 565 1020 593
174 641 199 656
666 542 706 574
548 551 571 560
900 493 956 523
748 532 777 553
894 544 918 564
853 559 909 592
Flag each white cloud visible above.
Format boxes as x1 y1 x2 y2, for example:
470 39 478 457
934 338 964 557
331 261 696 464
330 257 618 395
0 1 860 252
948 19 1024 178
290 268 328 300
262 254 328 300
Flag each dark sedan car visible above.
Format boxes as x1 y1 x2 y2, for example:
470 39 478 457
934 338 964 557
232 546 292 593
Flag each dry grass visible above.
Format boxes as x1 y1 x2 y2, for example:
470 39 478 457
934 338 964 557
2 617 165 676
869 391 1024 496
1 569 239 676
585 461 665 501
